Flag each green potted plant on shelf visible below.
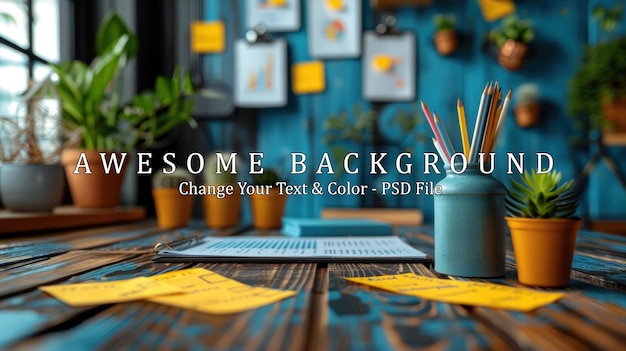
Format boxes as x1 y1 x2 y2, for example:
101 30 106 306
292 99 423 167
249 168 287 230
505 169 581 287
53 12 195 208
202 152 241 228
152 168 194 229
0 78 65 212
433 14 458 56
489 15 535 71
514 83 541 128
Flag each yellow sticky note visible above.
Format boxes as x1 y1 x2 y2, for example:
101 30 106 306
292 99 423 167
191 21 225 53
268 0 287 7
292 61 326 95
372 55 395 72
149 268 297 314
478 0 516 22
327 0 345 11
345 273 564 312
39 277 183 307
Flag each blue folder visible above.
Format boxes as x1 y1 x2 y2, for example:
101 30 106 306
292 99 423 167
281 217 393 237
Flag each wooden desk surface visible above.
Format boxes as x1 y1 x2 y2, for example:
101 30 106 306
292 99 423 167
0 221 624 350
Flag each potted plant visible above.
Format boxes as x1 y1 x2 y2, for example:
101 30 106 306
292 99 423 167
53 12 195 208
505 169 581 287
569 36 626 133
0 78 65 212
152 168 194 229
202 153 241 228
433 14 458 56
489 15 535 71
249 168 287 230
514 83 541 128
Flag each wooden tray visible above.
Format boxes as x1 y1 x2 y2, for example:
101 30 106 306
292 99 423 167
0 206 146 234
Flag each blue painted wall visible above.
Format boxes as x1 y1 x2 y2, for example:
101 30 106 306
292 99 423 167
201 0 626 223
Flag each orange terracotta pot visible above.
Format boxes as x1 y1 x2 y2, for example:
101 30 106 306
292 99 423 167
497 40 529 71
514 103 540 128
506 217 581 287
250 189 287 230
203 191 242 228
61 148 126 208
434 30 458 56
601 96 626 132
152 188 193 229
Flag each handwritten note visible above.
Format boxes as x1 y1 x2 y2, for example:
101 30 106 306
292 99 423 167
345 273 564 311
149 268 297 314
191 21 225 53
292 61 326 94
39 277 183 307
478 0 516 22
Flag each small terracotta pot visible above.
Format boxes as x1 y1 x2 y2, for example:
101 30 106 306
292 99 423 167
506 217 581 287
514 103 540 128
250 189 287 230
497 40 529 71
601 96 626 132
152 188 193 229
434 30 458 56
203 191 241 228
61 148 126 208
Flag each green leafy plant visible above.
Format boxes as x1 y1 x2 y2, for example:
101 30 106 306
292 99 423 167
434 14 456 32
51 12 195 151
593 4 623 34
569 26 626 131
252 168 283 186
152 168 193 189
204 153 238 185
489 15 535 48
506 169 580 219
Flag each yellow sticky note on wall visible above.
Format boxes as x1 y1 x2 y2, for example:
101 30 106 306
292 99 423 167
292 61 326 95
191 21 225 53
478 0 516 22
346 273 564 312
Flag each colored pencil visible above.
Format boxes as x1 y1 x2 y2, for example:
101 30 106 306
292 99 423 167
432 138 449 165
491 88 512 150
457 99 470 158
472 83 493 162
480 82 499 154
421 101 451 161
434 113 456 157
469 83 489 163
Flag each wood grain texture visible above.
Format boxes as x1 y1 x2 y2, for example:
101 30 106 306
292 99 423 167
12 262 317 351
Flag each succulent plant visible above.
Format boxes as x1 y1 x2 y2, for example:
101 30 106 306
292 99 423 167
490 15 535 48
515 83 540 106
434 14 456 32
204 153 238 185
252 168 283 186
152 168 193 189
506 169 580 219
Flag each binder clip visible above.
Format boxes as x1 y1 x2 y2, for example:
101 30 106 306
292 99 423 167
246 24 273 44
375 14 400 35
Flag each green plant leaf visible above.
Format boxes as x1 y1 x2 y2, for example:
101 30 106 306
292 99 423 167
95 12 138 58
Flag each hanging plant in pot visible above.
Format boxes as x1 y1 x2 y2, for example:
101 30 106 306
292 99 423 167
0 78 66 212
514 83 541 128
505 169 582 287
202 152 241 229
433 14 458 56
52 12 195 208
249 168 287 230
489 15 535 71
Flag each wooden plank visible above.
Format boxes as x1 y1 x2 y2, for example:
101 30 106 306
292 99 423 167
0 206 145 235
321 208 424 226
311 263 510 350
12 262 317 350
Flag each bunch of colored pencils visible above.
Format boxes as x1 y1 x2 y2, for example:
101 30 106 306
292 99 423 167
420 81 512 164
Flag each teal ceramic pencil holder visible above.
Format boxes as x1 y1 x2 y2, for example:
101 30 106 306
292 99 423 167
434 163 507 277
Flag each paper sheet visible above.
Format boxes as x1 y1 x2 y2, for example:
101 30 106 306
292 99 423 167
345 273 564 311
39 277 183 306
148 268 297 314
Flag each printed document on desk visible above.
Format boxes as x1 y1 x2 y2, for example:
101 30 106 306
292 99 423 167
153 236 430 263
